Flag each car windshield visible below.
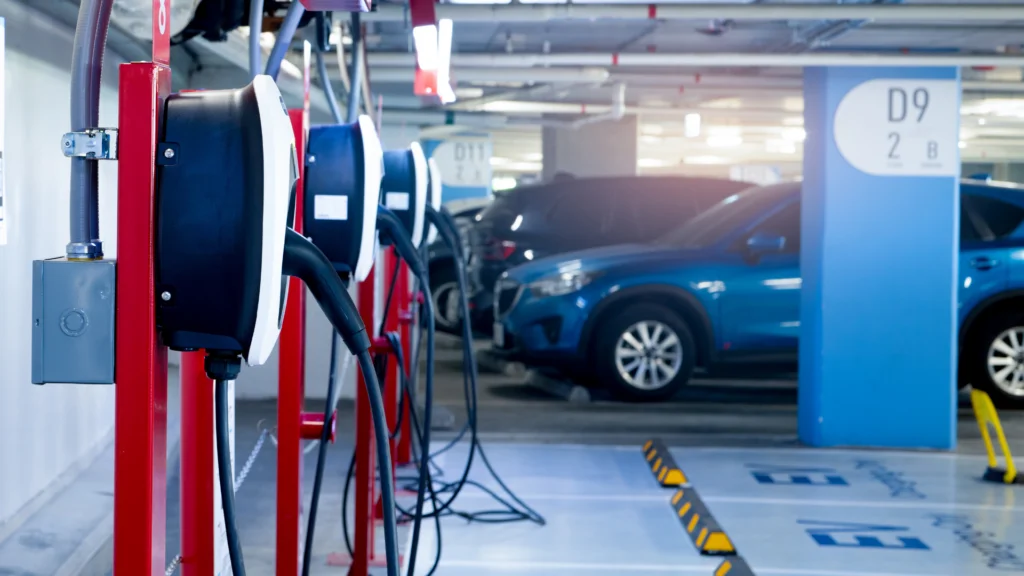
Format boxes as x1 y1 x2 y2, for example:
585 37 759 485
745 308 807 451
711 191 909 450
656 183 796 248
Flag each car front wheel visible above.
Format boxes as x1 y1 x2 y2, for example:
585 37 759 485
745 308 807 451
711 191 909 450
967 315 1024 409
429 266 463 335
594 304 696 402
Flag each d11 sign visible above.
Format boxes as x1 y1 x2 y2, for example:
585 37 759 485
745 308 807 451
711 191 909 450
834 79 959 177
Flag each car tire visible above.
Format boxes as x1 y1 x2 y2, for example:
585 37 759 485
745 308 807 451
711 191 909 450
429 266 463 335
594 303 696 402
966 314 1024 409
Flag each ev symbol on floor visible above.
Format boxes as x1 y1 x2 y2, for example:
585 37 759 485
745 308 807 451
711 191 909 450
746 464 849 486
798 520 930 550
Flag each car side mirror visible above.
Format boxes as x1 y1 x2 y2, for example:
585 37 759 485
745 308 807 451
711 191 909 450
746 232 786 255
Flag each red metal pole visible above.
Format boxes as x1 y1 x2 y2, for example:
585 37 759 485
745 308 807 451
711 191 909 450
180 352 214 576
383 248 400 469
113 60 171 576
396 260 413 465
276 108 309 576
354 265 379 575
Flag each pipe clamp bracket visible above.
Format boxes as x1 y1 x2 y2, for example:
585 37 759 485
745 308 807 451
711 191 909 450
62 129 118 160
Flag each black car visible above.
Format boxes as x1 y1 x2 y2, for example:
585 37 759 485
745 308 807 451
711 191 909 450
466 175 749 329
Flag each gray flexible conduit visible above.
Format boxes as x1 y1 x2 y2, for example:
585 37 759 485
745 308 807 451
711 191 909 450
249 0 266 79
264 0 305 81
314 43 344 125
68 0 114 256
346 13 364 124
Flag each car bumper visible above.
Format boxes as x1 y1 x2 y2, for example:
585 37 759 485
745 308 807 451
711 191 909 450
492 289 593 366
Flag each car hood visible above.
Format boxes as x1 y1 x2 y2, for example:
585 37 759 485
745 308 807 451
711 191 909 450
503 243 681 284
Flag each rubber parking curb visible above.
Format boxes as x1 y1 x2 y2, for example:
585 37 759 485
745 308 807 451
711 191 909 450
670 487 737 556
713 556 755 576
642 438 688 487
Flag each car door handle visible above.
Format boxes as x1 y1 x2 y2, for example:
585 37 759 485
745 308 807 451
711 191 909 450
970 257 1000 271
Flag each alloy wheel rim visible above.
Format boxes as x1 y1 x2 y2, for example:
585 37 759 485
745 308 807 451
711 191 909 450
614 320 683 391
432 281 461 329
987 327 1024 396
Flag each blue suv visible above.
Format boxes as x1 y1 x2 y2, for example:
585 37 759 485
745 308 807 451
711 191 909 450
492 179 1024 404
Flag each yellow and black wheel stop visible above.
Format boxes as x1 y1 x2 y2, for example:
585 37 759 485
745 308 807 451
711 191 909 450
713 556 756 576
642 438 688 487
670 488 736 556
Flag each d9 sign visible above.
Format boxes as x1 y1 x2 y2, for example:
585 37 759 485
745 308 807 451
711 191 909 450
834 79 959 177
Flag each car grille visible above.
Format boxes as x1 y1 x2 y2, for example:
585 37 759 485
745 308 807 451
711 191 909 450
494 279 523 319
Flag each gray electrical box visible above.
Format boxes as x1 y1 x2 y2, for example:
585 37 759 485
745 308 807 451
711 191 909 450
32 258 116 385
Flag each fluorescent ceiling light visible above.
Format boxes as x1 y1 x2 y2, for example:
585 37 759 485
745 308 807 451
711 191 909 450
490 157 510 166
684 113 701 138
638 158 671 168
492 176 518 191
765 139 797 154
708 126 741 137
684 155 730 165
959 140 967 149
523 152 543 161
413 25 439 71
641 124 665 136
782 128 806 142
707 135 743 148
640 135 661 144
783 116 804 126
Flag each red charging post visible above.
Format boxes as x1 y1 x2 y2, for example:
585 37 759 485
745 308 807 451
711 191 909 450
328 250 388 573
396 259 413 466
383 248 401 468
277 43 313 576
276 105 309 576
180 352 214 576
113 2 171 575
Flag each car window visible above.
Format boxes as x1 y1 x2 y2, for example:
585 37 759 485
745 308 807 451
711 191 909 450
632 185 701 239
960 202 982 243
962 193 1024 242
545 187 614 241
657 183 796 249
749 202 801 253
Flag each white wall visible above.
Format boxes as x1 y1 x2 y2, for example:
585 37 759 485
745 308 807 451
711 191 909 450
0 1 124 525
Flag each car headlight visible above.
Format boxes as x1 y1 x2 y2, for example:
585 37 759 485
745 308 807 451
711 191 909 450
528 270 600 298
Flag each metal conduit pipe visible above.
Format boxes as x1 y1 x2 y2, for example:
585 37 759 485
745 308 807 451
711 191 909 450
363 3 1024 22
366 66 611 84
369 52 1024 68
249 0 265 79
67 0 115 260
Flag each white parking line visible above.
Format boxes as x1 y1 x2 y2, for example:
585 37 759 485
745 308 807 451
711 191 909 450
449 491 1024 512
434 559 933 576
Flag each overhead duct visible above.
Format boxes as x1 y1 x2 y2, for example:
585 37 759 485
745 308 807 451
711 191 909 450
363 3 1024 23
369 52 1024 68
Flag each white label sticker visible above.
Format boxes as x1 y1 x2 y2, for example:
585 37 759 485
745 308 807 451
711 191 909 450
385 192 410 211
833 79 959 177
314 195 348 220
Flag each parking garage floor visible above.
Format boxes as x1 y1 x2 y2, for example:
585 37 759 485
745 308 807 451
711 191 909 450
50 337 1024 575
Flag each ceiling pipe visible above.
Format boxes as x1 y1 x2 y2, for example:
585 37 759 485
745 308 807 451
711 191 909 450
369 52 1024 68
362 3 1024 23
361 66 611 84
570 82 626 128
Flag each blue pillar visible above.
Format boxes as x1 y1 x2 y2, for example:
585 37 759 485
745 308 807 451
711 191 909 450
800 67 961 449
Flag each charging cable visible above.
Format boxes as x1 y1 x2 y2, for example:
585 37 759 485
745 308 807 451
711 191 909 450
282 228 400 576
